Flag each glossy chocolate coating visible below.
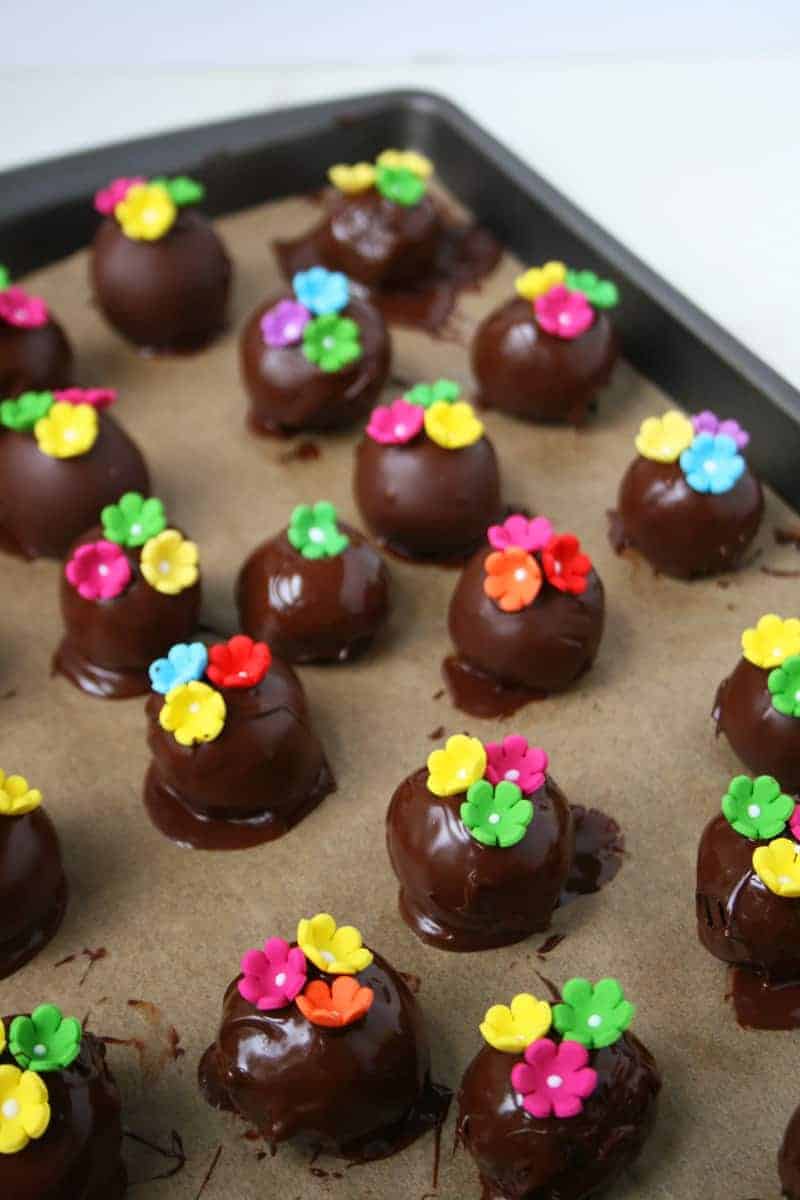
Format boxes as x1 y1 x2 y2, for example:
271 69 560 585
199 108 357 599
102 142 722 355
237 523 390 663
610 457 763 579
91 210 231 352
0 317 73 397
457 1032 660 1200
472 298 618 424
448 543 605 692
386 767 574 951
0 807 67 979
144 657 335 848
714 658 800 793
780 1102 800 1199
354 433 503 563
0 1026 125 1200
54 524 201 699
0 413 149 560
199 949 450 1159
240 295 390 435
697 812 800 977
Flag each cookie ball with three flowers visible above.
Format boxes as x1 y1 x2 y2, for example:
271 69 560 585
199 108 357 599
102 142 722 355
53 491 203 699
354 379 503 562
240 264 390 435
714 614 800 794
609 408 763 578
91 174 231 351
0 387 149 560
471 261 620 424
385 732 575 951
0 769 67 979
237 500 390 664
0 263 74 398
143 633 335 849
444 512 605 717
457 975 660 1200
199 912 451 1160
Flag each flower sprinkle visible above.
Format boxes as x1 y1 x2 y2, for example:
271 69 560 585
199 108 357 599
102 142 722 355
541 533 592 595
635 410 695 463
207 636 272 689
327 150 431 201
488 514 553 554
260 299 311 348
53 387 117 409
288 501 349 559
534 285 594 340
140 530 199 596
0 1066 51 1154
238 938 307 1010
366 398 424 445
741 615 800 670
296 913 373 975
485 735 548 796
460 779 534 848
480 993 553 1052
679 432 745 495
404 379 461 409
0 391 55 433
768 654 800 718
293 267 350 316
296 976 375 1028
34 401 98 459
721 774 794 840
424 400 484 450
692 410 750 449
159 680 226 746
0 770 42 817
483 547 542 612
753 838 800 897
511 1037 598 1120
149 643 209 695
327 162 377 194
565 269 619 309
302 313 362 373
115 182 177 241
516 261 567 300
102 492 166 547
8 1005 82 1073
553 977 635 1049
65 540 132 601
0 286 49 329
427 734 487 797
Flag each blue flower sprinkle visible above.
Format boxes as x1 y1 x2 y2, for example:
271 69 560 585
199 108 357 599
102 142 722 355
149 642 208 694
292 267 350 316
679 432 745 495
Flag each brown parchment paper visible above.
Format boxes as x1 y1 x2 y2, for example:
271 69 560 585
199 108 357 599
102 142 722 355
3 190 800 1200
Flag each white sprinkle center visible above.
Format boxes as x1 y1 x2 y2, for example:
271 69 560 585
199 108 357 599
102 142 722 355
33 1044 47 1057
188 702 200 714
505 769 520 782
159 560 170 574
587 1014 602 1028
98 564 109 576
321 950 335 963
274 972 286 987
488 813 500 825
514 568 527 582
2 1099 19 1119
309 527 325 543
747 804 761 819
546 1074 563 1089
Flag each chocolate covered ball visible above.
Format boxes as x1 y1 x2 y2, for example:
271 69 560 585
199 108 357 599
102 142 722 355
780 1101 800 1199
0 316 73 398
0 787 67 979
237 506 389 663
609 409 763 579
199 917 450 1159
310 187 442 287
240 285 390 436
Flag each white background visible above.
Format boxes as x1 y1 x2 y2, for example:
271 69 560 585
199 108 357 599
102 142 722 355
2 2 800 386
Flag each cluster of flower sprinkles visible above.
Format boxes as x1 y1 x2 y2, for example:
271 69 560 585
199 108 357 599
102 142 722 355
288 501 349 559
0 769 42 817
148 634 272 746
635 408 750 495
63 492 198 603
260 266 364 373
366 378 484 451
479 978 635 1119
0 387 116 459
720 771 800 896
327 148 433 208
427 733 548 848
515 260 619 341
93 175 205 242
741 614 800 719
238 914 375 1028
481 513 592 614
0 265 50 329
0 1005 82 1154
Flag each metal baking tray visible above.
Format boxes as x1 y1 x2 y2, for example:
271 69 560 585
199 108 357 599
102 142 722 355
2 87 799 506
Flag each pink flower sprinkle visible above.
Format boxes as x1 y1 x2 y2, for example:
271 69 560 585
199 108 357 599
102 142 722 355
54 388 117 410
238 937 307 1011
789 806 800 842
0 286 49 329
485 734 548 796
691 409 750 450
366 398 425 446
260 299 311 348
488 514 554 553
534 285 593 340
511 1037 598 1120
94 176 146 215
65 540 132 601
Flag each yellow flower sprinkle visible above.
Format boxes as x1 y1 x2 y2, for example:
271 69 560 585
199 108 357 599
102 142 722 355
480 993 553 1053
140 530 199 596
159 681 226 747
515 261 567 300
753 838 800 898
0 770 42 817
296 913 373 975
634 410 694 463
424 400 484 450
741 614 800 669
0 1020 5 1055
0 1066 50 1155
327 162 377 194
115 183 177 241
34 402 98 459
376 149 434 179
427 734 487 797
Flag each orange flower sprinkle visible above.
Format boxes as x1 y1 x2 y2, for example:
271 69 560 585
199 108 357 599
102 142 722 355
296 976 374 1028
483 548 542 613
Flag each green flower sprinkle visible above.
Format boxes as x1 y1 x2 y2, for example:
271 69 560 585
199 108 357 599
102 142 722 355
375 164 426 207
9 1004 82 1073
460 779 533 848
553 978 635 1049
768 654 800 719
101 492 167 547
0 265 10 291
0 391 54 433
405 379 461 409
288 501 349 560
722 774 795 839
302 314 362 373
150 176 206 207
565 269 619 309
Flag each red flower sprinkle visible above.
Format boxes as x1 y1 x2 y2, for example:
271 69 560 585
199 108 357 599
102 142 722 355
206 635 272 689
541 533 592 595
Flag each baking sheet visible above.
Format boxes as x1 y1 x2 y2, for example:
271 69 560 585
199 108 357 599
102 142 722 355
3 190 800 1199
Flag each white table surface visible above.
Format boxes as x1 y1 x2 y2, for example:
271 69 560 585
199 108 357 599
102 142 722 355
1 56 799 389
